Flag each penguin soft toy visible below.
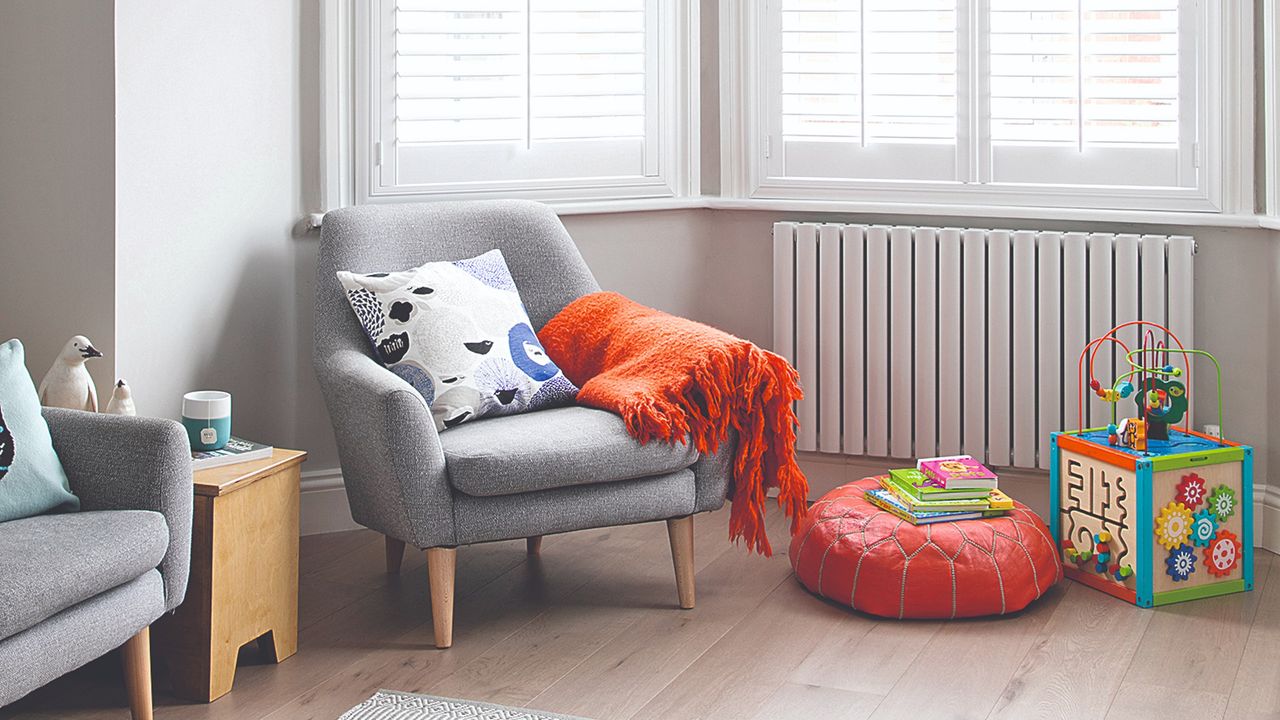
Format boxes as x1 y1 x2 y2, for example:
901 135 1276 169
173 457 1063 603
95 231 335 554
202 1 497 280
105 379 136 416
38 335 103 411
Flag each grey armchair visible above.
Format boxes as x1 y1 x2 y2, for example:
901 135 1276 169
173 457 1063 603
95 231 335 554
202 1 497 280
314 200 733 648
0 409 193 719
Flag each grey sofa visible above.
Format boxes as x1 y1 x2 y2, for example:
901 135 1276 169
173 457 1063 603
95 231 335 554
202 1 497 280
314 200 733 648
0 409 192 719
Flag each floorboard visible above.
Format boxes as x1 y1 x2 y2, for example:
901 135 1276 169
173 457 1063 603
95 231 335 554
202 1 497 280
3 481 1277 720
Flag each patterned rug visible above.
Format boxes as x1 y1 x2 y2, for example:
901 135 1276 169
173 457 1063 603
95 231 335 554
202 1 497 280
339 690 591 720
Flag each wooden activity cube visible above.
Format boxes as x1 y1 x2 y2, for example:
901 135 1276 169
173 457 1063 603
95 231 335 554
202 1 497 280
1050 428 1253 607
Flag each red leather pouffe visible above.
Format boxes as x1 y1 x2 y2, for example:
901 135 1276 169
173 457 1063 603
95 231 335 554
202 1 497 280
789 478 1062 619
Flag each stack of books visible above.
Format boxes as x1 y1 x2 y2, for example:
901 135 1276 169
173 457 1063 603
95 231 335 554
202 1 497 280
191 436 273 471
866 455 1013 525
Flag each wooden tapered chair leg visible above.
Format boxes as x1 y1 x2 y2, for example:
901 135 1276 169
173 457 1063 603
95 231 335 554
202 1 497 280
666 515 696 609
426 547 457 648
120 626 153 720
386 536 406 574
526 535 542 556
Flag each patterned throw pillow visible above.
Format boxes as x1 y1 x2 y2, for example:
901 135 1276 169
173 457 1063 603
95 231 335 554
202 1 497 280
337 249 578 431
0 339 79 522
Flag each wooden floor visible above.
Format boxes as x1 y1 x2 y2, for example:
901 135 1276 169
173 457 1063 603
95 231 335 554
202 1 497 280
5 474 1279 720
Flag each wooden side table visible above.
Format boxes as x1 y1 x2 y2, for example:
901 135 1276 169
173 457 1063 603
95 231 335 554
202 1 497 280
157 449 307 702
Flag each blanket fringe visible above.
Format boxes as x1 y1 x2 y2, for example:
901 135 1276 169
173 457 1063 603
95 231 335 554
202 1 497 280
606 340 804 555
539 292 809 556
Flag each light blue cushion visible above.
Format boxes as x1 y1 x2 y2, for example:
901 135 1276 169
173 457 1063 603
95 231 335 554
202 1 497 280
0 339 78 522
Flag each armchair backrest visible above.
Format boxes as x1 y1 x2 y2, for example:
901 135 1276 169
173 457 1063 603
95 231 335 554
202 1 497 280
315 200 601 361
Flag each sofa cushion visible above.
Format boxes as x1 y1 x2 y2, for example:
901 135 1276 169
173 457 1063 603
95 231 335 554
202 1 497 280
0 510 168 640
441 406 699 497
0 339 79 523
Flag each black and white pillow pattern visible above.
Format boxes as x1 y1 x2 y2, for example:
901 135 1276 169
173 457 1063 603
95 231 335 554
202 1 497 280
337 249 578 431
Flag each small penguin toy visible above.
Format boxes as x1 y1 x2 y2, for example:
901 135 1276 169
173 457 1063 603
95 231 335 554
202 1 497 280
38 335 103 412
105 379 136 416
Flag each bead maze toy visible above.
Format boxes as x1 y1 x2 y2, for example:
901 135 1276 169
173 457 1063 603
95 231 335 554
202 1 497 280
1050 321 1253 607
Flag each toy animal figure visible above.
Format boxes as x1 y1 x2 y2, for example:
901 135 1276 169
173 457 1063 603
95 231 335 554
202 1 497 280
105 379 136 416
38 335 103 411
1116 417 1147 452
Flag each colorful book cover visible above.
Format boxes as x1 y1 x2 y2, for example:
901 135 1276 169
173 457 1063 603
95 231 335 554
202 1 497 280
865 488 987 525
886 469 992 500
877 478 996 513
987 489 1014 510
917 455 999 489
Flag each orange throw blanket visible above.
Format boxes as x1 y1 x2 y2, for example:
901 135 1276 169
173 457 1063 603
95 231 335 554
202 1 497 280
538 292 808 555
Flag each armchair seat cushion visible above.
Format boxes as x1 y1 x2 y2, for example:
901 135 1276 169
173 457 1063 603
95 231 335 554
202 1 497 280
0 510 168 640
441 406 699 497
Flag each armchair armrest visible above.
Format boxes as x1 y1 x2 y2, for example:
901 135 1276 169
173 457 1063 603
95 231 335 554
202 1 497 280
42 408 193 612
314 349 456 548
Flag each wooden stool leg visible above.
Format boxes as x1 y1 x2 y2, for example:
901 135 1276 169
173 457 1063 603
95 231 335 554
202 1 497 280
426 547 457 649
666 516 696 609
121 627 153 720
386 536 406 574
526 536 542 556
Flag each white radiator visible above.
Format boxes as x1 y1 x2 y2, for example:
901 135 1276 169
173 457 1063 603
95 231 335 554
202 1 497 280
772 223 1195 470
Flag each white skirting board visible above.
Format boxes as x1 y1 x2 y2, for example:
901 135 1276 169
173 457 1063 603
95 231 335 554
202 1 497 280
300 467 361 536
300 461 1280 555
1259 484 1280 554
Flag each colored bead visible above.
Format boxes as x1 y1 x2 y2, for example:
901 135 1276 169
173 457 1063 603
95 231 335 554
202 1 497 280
1097 532 1112 543
1117 381 1134 398
1090 379 1101 391
1095 562 1108 573
1097 552 1111 564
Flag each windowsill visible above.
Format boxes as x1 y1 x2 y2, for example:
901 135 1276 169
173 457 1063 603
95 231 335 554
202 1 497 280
703 198 1266 229
308 198 1279 231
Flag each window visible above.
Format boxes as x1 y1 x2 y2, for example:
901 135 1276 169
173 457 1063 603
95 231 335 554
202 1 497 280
356 0 695 203
736 0 1238 212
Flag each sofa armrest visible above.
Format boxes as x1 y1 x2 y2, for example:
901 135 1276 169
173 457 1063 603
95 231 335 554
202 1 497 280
315 349 456 548
42 408 193 612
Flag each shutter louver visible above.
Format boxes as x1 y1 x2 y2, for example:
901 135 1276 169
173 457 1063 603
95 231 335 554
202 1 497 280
990 0 1179 149
379 0 662 195
780 0 957 145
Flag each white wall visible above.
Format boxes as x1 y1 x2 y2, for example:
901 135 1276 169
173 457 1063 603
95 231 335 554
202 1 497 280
113 0 305 452
0 0 116 396
2 1 1275 542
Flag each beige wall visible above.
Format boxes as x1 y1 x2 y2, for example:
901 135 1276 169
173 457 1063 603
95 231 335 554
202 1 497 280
113 0 305 451
1 0 1275 503
0 0 116 395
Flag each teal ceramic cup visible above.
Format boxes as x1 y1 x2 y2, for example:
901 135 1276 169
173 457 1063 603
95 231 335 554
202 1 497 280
182 390 231 451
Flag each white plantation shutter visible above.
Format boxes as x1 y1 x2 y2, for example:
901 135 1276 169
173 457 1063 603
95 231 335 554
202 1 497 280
371 0 669 198
776 0 960 181
988 0 1188 187
764 0 1197 194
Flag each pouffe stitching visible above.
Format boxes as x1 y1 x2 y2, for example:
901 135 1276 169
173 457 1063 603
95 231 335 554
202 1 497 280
790 478 1062 619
